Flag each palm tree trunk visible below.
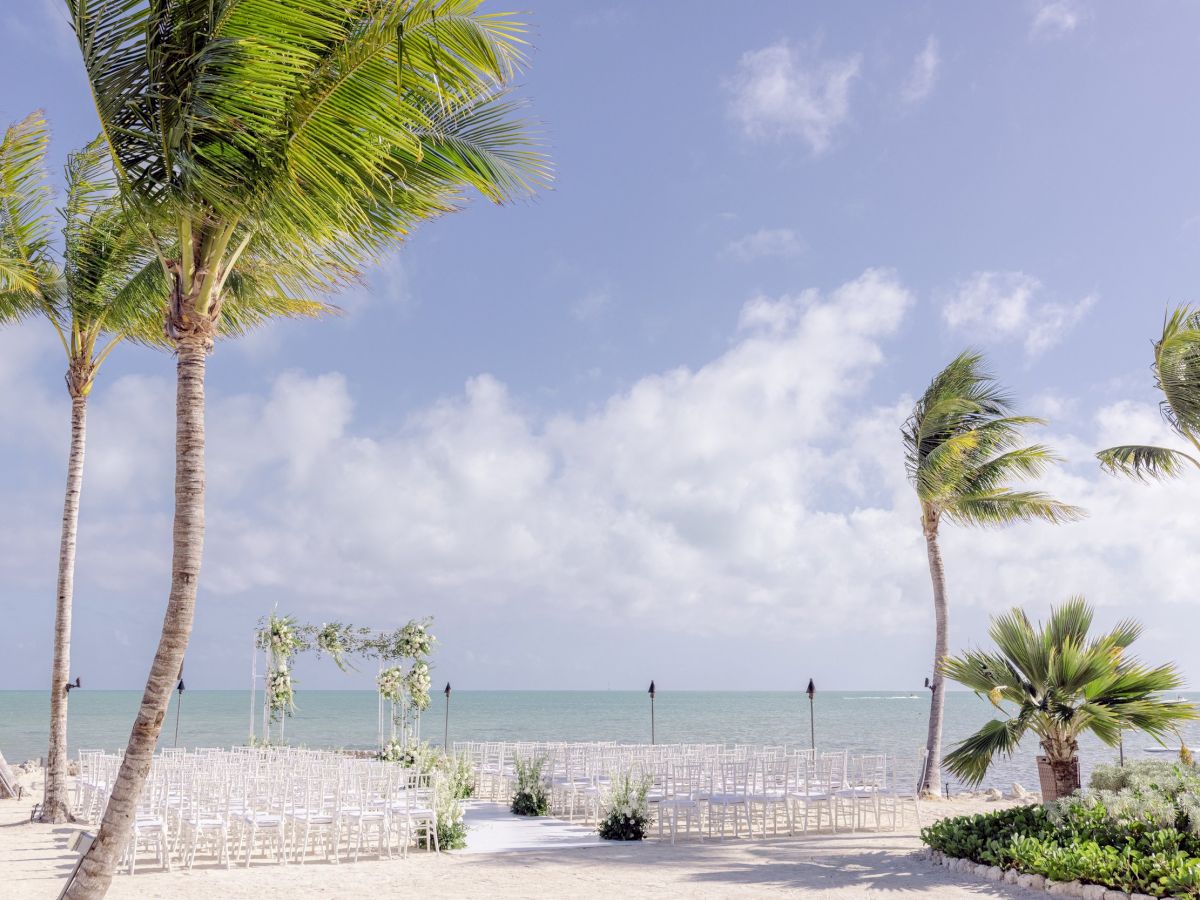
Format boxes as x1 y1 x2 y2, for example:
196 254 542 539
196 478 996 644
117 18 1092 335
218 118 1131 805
921 516 949 796
40 393 88 823
64 336 208 900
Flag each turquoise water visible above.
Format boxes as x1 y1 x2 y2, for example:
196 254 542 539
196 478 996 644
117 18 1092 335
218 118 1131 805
3 690 1197 792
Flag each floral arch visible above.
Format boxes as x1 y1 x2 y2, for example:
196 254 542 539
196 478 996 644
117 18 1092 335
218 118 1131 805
252 615 435 748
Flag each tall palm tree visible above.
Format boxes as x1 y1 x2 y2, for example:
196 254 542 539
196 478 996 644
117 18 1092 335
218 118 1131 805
1097 305 1200 480
942 596 1196 800
0 114 163 823
0 114 327 824
903 351 1082 796
64 2 548 895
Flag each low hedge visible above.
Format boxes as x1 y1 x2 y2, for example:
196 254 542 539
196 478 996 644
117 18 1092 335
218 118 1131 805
921 804 1200 897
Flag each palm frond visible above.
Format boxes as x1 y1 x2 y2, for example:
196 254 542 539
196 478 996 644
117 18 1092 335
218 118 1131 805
1096 444 1200 482
905 350 1079 528
945 489 1085 529
944 716 1030 786
1155 304 1200 436
0 111 56 313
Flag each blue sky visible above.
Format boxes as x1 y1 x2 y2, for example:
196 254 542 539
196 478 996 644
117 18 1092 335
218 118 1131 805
1 1 1198 693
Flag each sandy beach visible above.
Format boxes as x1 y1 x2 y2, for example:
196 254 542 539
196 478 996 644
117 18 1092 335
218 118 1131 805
1 765 1039 900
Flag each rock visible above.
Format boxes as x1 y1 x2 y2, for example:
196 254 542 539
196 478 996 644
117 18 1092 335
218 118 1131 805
1064 882 1086 897
1045 880 1059 892
1011 782 1030 799
953 791 977 800
985 866 1004 882
1130 895 1155 900
1004 869 1019 884
1017 873 1046 890
984 788 1003 801
1048 882 1073 896
1102 892 1129 900
1081 886 1107 900
974 863 990 877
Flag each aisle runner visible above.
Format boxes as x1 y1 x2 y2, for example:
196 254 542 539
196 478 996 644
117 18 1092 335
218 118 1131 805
457 802 635 855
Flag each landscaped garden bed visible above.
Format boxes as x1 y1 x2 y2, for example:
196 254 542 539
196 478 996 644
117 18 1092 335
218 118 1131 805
921 761 1200 897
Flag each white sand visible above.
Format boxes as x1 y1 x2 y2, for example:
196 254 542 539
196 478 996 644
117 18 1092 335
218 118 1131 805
0 767 1041 899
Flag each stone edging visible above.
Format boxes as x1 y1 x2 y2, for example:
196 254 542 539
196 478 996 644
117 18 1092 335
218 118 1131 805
916 848 1157 900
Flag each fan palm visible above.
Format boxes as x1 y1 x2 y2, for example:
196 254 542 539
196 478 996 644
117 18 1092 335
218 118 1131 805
903 351 1082 795
64 2 547 894
1097 305 1200 480
942 596 1196 800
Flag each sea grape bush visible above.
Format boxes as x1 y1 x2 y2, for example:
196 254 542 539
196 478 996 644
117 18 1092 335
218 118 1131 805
921 762 1200 896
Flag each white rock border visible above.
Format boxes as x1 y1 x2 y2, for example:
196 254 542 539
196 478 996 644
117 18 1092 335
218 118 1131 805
916 847 1155 900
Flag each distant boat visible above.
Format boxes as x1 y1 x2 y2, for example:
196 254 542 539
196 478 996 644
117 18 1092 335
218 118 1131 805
1144 746 1181 754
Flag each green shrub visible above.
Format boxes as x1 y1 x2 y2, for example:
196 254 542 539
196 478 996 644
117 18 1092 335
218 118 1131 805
510 755 550 816
920 784 1200 898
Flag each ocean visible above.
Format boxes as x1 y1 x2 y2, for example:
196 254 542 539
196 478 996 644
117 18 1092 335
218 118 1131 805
3 690 1197 792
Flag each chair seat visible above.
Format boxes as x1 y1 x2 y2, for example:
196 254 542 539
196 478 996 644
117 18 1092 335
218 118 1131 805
242 813 283 825
185 816 226 828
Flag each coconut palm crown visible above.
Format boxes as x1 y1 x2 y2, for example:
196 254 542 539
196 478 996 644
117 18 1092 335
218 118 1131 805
942 596 1197 788
903 350 1083 795
1097 305 1200 480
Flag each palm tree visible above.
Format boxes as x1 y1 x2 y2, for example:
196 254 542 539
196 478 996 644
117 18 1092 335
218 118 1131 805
0 115 163 823
1097 305 1200 480
942 596 1197 800
64 2 548 895
903 351 1082 795
0 115 326 824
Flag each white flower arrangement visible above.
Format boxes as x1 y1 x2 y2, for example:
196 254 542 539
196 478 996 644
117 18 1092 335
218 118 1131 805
598 769 652 841
377 666 405 703
405 660 432 710
267 666 295 720
397 620 434 659
263 614 302 657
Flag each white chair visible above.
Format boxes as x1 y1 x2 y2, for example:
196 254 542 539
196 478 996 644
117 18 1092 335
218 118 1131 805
707 760 752 839
660 761 704 844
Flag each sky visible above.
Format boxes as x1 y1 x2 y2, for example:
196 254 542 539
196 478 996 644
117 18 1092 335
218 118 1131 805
1 0 1199 693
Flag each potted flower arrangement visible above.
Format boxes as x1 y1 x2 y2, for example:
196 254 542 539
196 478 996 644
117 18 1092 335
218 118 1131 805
598 770 652 840
510 756 550 816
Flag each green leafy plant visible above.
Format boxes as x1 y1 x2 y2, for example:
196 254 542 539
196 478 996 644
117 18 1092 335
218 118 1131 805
444 752 477 800
418 779 468 851
922 764 1200 896
598 770 653 841
941 597 1196 798
510 756 550 816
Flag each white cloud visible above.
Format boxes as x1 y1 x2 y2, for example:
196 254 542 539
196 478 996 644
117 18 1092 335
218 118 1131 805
943 271 1096 356
1030 1 1085 40
726 40 861 155
8 267 1200 689
723 228 807 262
900 36 940 106
198 270 917 636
